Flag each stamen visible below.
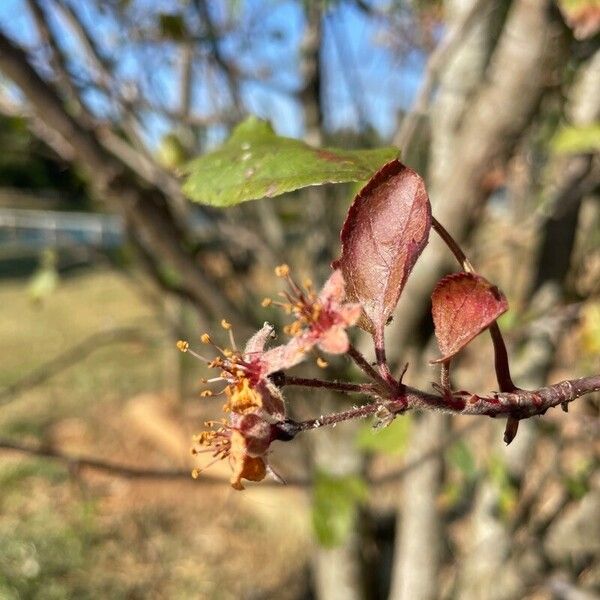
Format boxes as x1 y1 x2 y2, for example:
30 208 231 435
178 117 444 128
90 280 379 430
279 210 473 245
187 348 211 363
176 340 189 352
227 328 238 352
316 357 328 368
200 390 213 397
275 264 289 277
261 298 272 307
220 319 232 330
200 333 211 344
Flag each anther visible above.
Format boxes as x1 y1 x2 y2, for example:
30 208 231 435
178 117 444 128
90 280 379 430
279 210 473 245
316 357 328 368
176 340 189 352
221 319 232 330
275 264 290 277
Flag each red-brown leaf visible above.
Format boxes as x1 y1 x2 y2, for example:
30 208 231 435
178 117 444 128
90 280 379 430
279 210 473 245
431 272 508 363
332 159 431 337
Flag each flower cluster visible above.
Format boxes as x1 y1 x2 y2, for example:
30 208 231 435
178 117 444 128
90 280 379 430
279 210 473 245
179 267 361 490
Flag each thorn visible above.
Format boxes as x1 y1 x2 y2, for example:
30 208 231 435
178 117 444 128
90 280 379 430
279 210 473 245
503 416 519 445
561 401 569 413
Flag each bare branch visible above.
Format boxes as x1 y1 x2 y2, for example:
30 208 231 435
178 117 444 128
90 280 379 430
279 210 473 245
296 375 600 430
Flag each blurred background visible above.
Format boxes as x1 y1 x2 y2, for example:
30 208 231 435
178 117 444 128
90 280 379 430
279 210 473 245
0 0 598 598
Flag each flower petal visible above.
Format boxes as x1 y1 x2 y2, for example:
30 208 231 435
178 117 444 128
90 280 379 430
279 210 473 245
261 337 310 374
318 326 350 354
338 303 362 326
244 322 275 357
318 269 346 305
229 430 267 490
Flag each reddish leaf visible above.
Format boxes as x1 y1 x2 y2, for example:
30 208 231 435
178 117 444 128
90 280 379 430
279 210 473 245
431 273 508 363
332 160 432 338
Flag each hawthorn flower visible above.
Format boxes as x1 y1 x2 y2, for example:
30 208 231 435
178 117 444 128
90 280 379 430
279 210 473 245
179 322 291 489
192 412 280 490
179 267 360 490
264 266 361 360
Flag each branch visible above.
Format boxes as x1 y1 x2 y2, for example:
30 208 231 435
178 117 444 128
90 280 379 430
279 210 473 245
280 375 378 396
295 375 600 431
0 30 246 326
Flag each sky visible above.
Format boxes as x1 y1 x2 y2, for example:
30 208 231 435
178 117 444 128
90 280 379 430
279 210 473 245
0 0 427 148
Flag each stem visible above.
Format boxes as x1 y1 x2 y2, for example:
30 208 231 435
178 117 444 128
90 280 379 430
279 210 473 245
347 343 391 389
298 402 381 431
440 361 451 390
374 327 394 383
431 217 475 273
280 375 379 396
293 375 600 432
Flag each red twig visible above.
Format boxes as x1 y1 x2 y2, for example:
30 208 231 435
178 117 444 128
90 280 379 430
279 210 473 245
294 376 600 431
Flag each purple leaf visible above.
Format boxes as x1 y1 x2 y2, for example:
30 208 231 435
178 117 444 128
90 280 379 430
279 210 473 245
332 160 432 339
431 272 509 363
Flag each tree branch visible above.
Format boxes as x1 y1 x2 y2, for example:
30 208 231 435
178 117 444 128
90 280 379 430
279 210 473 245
0 30 246 326
295 375 600 430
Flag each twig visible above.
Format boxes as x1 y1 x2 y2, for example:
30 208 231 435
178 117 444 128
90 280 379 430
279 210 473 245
294 376 600 430
347 343 391 390
280 375 378 396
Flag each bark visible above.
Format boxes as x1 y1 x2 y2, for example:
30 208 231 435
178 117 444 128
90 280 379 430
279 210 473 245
388 412 446 600
455 46 600 600
386 0 569 356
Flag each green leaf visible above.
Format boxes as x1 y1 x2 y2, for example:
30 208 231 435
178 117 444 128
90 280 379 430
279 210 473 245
355 414 412 455
312 471 368 548
182 116 399 207
551 123 600 154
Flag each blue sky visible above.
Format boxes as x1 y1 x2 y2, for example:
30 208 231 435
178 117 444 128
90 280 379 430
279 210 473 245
0 0 427 147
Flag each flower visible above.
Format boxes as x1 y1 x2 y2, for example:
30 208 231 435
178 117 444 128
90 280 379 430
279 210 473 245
264 267 361 364
192 412 277 490
179 267 360 490
180 322 290 489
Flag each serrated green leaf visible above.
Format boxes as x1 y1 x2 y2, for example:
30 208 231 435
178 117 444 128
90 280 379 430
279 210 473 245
551 123 600 154
182 116 399 207
312 471 368 548
355 414 412 455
